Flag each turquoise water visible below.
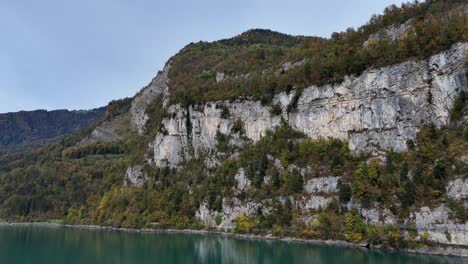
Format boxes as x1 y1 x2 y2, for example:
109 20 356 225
0 224 465 264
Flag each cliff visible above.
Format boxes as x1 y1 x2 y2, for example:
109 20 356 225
131 43 467 167
122 42 467 247
0 0 467 255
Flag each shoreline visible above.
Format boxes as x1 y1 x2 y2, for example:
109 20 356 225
1 221 467 258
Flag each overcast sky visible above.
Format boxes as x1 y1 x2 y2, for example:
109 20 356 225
0 0 407 113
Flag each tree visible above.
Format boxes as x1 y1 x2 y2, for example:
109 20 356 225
399 162 409 182
400 181 416 207
338 180 352 203
234 214 254 233
317 211 343 239
344 210 365 243
351 163 376 207
281 170 303 195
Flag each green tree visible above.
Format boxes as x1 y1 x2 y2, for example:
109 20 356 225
344 210 365 243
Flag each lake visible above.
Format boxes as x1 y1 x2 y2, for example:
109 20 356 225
0 224 465 264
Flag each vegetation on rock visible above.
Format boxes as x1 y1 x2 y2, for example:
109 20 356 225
0 0 466 252
168 0 467 105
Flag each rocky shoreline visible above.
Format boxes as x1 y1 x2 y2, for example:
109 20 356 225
2 222 467 258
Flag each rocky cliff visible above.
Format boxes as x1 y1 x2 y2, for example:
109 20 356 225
1 0 465 254
122 42 468 247
132 43 467 168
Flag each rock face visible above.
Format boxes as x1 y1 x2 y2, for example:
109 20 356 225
361 207 397 225
130 63 171 134
298 195 335 211
150 101 282 167
129 43 468 245
196 198 260 231
305 177 338 193
410 205 468 245
145 43 467 167
363 20 412 47
197 176 340 230
446 178 468 200
234 168 250 192
124 166 146 186
81 113 133 143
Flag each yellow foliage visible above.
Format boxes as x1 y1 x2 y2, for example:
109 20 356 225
420 231 431 241
350 233 364 243
98 191 112 210
272 224 284 237
234 214 254 233
302 228 319 239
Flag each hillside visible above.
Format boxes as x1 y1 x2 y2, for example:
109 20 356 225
0 108 105 152
0 0 467 256
167 1 466 106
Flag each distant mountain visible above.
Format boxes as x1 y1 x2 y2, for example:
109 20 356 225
0 108 105 151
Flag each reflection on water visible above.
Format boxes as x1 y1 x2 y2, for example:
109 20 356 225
0 224 465 264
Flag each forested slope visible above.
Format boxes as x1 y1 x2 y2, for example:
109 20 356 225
0 0 467 254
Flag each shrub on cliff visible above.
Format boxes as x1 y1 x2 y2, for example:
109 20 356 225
234 214 255 233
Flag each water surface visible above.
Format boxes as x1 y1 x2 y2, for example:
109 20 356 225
0 224 465 264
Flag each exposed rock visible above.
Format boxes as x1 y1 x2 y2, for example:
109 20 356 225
305 176 338 194
81 113 132 143
298 195 335 210
204 156 221 169
216 72 226 83
151 101 281 167
458 155 468 164
195 203 216 227
84 124 120 143
288 164 310 177
410 204 467 245
363 20 412 47
146 43 467 167
130 63 171 134
291 43 467 153
346 199 362 211
124 166 146 186
196 198 260 231
361 207 396 225
129 43 468 247
361 208 380 224
269 155 285 171
234 168 251 192
446 178 468 200
149 105 189 167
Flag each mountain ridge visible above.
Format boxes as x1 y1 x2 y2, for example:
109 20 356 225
0 0 467 256
0 107 106 151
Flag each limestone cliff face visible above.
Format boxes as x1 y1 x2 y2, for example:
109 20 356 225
149 101 282 167
125 43 468 246
130 63 171 134
137 43 467 168
409 204 467 245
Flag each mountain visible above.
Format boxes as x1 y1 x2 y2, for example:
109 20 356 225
0 108 105 152
0 0 467 256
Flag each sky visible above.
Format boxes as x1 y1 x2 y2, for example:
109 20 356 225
0 0 407 113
